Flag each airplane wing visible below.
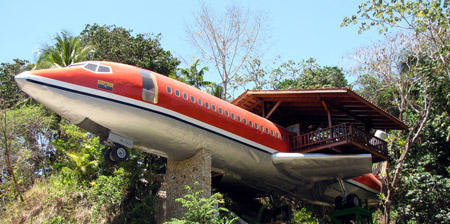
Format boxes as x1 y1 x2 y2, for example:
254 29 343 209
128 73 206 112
271 153 373 182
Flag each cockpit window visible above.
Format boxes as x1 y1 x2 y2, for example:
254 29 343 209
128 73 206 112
98 65 111 73
69 62 112 73
85 63 98 72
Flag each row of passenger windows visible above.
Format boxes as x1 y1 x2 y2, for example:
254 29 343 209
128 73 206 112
166 86 288 141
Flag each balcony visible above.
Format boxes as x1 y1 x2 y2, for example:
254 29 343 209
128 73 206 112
290 123 388 162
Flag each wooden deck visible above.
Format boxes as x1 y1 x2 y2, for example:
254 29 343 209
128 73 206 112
290 123 388 162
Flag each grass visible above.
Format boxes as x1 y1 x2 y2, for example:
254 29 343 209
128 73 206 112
0 176 109 224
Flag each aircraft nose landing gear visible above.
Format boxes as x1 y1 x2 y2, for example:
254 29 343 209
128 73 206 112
335 193 361 209
335 178 361 209
104 144 129 164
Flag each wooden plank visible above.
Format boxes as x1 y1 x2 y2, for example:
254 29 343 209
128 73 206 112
265 101 282 119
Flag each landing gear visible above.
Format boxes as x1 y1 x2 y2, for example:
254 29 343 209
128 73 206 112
335 193 360 209
346 193 361 208
104 144 129 164
335 178 361 209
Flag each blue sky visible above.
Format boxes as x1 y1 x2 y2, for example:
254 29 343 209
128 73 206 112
1 0 382 82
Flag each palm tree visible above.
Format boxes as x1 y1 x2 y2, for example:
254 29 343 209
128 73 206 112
35 31 96 69
206 83 224 99
172 59 210 88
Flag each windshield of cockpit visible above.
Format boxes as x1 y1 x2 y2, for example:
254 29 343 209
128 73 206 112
69 62 112 73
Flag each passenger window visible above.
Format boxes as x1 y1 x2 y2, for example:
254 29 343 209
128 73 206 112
276 132 280 138
225 110 229 117
198 99 203 106
212 105 216 112
205 102 210 109
190 95 195 103
260 126 264 132
249 120 253 127
237 115 241 122
265 128 269 134
231 113 235 120
183 93 188 100
271 130 274 136
219 107 223 114
166 86 172 94
255 123 258 129
243 118 247 125
139 69 158 103
175 89 180 97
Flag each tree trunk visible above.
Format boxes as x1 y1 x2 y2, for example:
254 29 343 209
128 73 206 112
2 111 24 202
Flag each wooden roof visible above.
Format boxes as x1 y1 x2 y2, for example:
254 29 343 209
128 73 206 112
231 88 407 130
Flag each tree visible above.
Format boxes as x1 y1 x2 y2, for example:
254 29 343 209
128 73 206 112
0 59 32 108
35 31 96 69
234 58 269 90
342 0 450 79
171 59 210 89
349 33 438 223
186 2 269 99
80 24 180 76
342 1 450 223
271 58 348 90
1 106 53 205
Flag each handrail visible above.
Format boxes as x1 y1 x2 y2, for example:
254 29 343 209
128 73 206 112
290 123 388 157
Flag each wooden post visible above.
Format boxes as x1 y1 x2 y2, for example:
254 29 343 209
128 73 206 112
321 100 333 127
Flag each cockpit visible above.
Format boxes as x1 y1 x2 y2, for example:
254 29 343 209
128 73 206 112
69 61 112 73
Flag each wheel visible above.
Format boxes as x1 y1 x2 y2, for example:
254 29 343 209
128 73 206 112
346 194 360 208
111 144 129 162
104 148 117 164
335 195 345 209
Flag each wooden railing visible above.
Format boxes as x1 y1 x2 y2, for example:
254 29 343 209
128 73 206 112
290 123 388 157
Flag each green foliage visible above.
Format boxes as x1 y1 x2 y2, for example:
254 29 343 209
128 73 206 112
1 105 54 206
165 184 238 224
344 2 450 222
35 31 96 69
341 0 450 35
342 0 450 80
80 24 180 75
91 168 129 209
272 58 348 90
51 123 103 182
42 216 66 224
0 59 33 108
293 207 317 224
355 73 399 117
172 59 210 88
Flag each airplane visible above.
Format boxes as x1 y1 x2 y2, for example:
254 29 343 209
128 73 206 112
15 61 395 208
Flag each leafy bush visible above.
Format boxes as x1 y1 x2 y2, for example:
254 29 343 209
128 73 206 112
91 168 129 208
293 207 317 224
165 184 238 224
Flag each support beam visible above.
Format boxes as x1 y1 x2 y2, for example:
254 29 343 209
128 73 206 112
327 101 368 127
262 101 266 118
321 100 333 127
265 101 282 119
165 148 212 220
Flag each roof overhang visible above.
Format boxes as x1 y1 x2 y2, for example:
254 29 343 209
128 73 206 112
231 88 408 130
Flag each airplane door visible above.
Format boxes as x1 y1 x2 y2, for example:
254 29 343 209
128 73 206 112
139 69 158 104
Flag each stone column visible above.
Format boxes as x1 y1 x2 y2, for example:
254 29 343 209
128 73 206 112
165 148 212 220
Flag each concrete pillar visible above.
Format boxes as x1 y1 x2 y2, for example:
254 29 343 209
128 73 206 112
165 148 212 220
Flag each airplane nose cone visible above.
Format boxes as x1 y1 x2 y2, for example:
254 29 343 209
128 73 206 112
15 71 30 89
